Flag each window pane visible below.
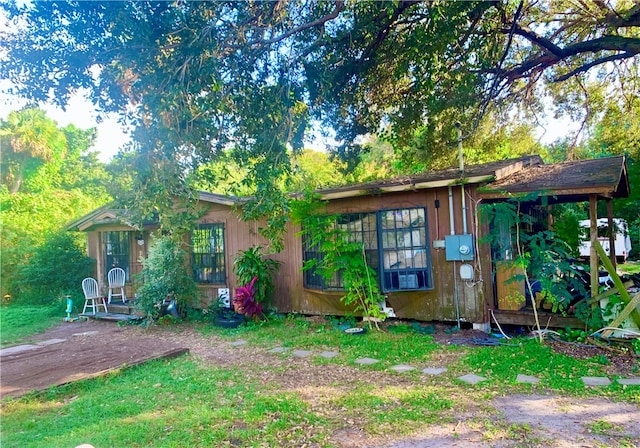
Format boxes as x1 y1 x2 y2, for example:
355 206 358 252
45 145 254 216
302 208 431 292
105 231 130 280
379 207 432 292
303 212 377 290
192 224 226 284
302 231 326 289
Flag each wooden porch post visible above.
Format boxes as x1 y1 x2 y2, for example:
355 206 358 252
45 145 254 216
589 194 599 298
606 199 616 270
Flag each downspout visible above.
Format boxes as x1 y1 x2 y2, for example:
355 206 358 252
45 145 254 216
454 122 466 328
456 122 468 234
448 185 460 326
448 186 455 235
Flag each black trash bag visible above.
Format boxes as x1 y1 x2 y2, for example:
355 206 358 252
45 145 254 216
160 299 180 318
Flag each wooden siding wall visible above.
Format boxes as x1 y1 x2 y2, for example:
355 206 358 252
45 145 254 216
279 185 493 324
195 204 279 306
82 187 495 324
165 187 494 324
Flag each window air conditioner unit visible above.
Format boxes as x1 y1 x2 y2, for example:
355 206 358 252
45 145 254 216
399 274 418 289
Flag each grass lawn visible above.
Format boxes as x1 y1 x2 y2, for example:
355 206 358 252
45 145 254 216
1 309 639 447
0 304 62 348
619 261 640 275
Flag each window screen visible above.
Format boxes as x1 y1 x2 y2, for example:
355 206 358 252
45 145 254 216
191 223 226 284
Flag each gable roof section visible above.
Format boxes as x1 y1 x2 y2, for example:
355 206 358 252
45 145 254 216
67 192 240 232
66 205 130 231
313 155 544 200
478 156 629 202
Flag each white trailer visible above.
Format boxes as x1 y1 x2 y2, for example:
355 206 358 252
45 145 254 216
578 218 632 263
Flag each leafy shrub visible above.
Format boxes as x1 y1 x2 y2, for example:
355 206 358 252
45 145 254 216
12 231 94 304
135 235 198 320
233 276 263 318
292 195 386 328
481 198 588 314
233 246 280 307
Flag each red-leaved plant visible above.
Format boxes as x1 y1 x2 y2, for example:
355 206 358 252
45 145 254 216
233 276 263 319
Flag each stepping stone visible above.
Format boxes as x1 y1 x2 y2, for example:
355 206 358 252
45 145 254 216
267 346 289 354
618 378 640 386
355 357 379 365
230 339 248 347
457 373 486 385
516 374 540 384
0 344 41 356
389 364 415 373
72 331 99 337
582 376 611 387
319 351 339 359
293 350 312 358
422 367 447 376
38 338 67 346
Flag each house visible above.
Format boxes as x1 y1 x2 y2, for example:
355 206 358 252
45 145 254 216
67 155 630 329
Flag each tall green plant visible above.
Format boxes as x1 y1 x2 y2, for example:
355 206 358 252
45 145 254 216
233 246 280 307
12 231 95 305
481 195 588 339
292 196 386 328
135 235 198 319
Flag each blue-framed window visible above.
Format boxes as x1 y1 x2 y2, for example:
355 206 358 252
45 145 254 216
191 223 226 284
378 208 432 291
302 207 433 292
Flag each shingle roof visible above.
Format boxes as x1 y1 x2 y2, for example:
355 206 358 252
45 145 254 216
313 155 544 200
479 156 629 202
68 155 629 231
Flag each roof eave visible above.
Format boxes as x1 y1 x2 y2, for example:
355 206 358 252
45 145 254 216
317 175 495 200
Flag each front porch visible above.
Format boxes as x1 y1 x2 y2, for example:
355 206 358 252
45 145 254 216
80 300 143 322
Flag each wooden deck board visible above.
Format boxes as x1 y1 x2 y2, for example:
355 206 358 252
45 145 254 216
492 309 584 328
79 312 142 322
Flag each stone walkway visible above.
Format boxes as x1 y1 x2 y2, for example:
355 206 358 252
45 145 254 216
232 339 640 388
4 334 638 397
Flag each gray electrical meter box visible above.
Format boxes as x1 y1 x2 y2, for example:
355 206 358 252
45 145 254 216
444 234 474 261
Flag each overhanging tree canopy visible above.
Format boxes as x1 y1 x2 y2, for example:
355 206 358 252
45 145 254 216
2 0 638 245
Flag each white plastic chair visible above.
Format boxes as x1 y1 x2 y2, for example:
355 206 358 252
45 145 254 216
82 277 108 314
107 267 127 304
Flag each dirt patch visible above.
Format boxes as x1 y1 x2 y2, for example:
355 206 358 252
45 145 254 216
0 320 188 398
491 395 640 448
546 340 639 377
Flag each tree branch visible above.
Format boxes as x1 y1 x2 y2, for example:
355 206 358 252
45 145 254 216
604 3 640 28
246 1 344 47
501 35 640 81
508 24 566 57
359 1 416 63
553 51 636 82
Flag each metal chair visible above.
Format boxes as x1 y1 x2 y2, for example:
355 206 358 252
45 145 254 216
107 267 127 304
82 277 108 314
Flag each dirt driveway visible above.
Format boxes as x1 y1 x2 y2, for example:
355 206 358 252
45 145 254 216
0 320 187 398
2 320 639 447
